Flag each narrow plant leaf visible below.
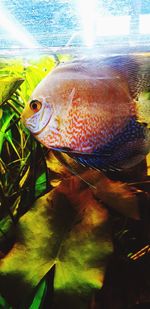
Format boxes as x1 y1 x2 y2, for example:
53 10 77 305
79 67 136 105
0 294 11 308
0 158 7 175
0 175 113 308
0 112 15 153
5 133 21 159
0 77 24 105
30 55 56 73
29 279 47 309
25 266 55 308
146 153 150 176
0 218 14 240
0 108 3 119
35 172 47 197
0 111 15 132
19 167 30 188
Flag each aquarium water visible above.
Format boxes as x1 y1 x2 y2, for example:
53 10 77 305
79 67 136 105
0 0 150 308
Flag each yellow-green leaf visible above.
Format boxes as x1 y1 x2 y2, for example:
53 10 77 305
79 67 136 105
0 77 24 105
0 176 113 308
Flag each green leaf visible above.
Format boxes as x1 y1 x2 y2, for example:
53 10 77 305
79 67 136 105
0 76 24 105
0 112 15 154
29 279 47 309
0 176 113 308
0 59 24 76
0 217 16 253
0 294 11 308
4 133 21 159
35 172 47 197
20 56 56 102
30 55 56 73
0 109 21 157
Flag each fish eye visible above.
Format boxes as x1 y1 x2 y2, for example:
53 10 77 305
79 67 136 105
30 100 42 112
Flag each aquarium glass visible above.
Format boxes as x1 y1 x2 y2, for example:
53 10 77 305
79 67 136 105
0 0 150 55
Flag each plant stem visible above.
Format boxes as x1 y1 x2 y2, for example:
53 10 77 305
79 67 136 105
6 101 21 116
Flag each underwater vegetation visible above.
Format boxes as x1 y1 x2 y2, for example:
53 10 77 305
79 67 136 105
0 55 150 308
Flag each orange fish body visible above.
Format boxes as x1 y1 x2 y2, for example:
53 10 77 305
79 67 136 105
21 56 150 170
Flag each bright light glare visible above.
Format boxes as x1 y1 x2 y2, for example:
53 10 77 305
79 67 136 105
96 16 130 36
78 0 97 47
0 4 39 48
78 0 130 45
140 14 150 34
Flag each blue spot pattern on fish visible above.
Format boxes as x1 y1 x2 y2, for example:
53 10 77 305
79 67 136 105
73 117 147 170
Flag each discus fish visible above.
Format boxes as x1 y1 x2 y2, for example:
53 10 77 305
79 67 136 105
21 54 150 171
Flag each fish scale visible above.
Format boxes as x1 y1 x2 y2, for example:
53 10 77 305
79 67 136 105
66 97 130 153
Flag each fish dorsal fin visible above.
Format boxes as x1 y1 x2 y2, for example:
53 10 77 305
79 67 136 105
101 54 150 100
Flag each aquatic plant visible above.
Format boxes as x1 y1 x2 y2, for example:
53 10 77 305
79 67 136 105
0 55 150 308
0 56 55 307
